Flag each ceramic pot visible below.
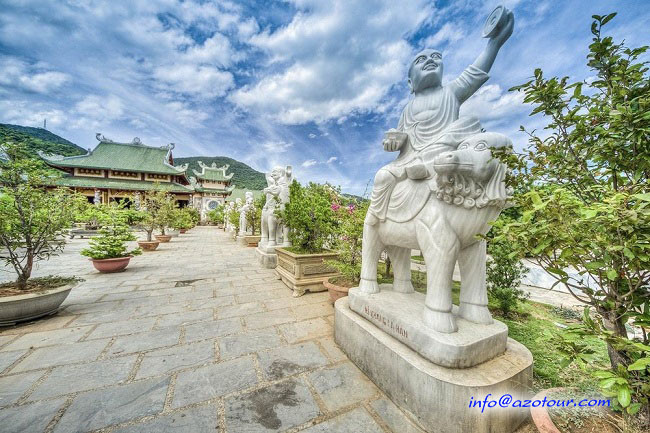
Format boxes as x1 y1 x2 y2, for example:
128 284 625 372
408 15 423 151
90 256 132 273
324 277 351 303
138 240 160 251
155 234 172 243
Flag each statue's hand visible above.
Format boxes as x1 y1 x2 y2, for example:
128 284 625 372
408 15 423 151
491 10 514 47
383 137 400 152
382 129 408 152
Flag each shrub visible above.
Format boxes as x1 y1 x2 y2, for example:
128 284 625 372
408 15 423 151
0 141 85 289
207 206 224 225
80 223 142 260
327 200 368 284
279 181 337 254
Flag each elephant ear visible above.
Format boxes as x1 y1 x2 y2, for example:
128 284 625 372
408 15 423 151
482 162 508 207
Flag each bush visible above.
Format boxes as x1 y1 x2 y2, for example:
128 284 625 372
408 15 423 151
486 223 529 316
207 206 224 225
0 141 85 289
80 223 142 260
279 181 338 254
327 200 368 284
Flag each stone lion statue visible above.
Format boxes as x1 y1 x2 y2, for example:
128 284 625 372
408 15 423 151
359 132 512 333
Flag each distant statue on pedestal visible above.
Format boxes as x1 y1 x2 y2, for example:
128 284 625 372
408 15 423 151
259 166 292 251
239 191 254 236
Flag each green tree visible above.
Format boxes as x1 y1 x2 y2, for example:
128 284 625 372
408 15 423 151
0 141 84 289
139 187 169 241
328 200 368 284
496 13 650 419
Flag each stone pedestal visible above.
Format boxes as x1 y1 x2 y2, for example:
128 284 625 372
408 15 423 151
348 287 507 368
255 247 277 269
237 235 247 246
335 296 533 433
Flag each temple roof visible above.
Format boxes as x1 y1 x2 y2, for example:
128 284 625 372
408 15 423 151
40 134 189 176
192 161 234 182
54 175 193 193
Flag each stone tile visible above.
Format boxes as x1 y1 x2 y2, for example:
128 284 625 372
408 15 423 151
291 302 334 321
28 355 137 400
0 371 44 406
370 397 425 433
219 328 284 359
0 314 76 335
112 404 220 433
133 302 187 318
307 363 378 411
53 377 170 433
172 356 258 408
236 289 286 304
216 302 266 319
279 318 332 344
184 317 243 343
1 325 92 351
70 307 140 325
0 398 66 433
257 342 329 380
225 378 321 433
187 295 235 310
263 296 311 311
244 309 296 330
108 327 181 356
86 317 158 339
11 339 109 372
0 349 27 373
155 309 213 328
317 337 347 362
62 299 123 314
135 340 215 379
0 335 16 347
301 407 384 433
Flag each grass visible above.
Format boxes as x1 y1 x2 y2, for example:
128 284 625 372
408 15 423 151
376 264 609 391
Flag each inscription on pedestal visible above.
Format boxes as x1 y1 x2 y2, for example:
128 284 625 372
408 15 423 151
362 305 408 339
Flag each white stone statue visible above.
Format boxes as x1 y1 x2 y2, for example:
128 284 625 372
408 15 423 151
259 165 292 251
239 191 254 236
224 201 236 231
359 7 515 334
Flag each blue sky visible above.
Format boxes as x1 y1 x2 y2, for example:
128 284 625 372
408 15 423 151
1 0 648 194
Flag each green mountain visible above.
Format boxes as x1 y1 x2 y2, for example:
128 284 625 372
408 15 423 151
0 124 87 156
175 156 266 190
1 123 267 191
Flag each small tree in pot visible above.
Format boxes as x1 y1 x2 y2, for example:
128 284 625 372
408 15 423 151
81 217 141 273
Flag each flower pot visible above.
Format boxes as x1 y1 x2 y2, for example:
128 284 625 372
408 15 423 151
90 256 132 273
155 234 172 243
138 240 160 251
168 229 180 238
529 388 564 433
179 229 187 234
244 235 261 247
274 248 339 297
0 282 77 326
324 277 352 303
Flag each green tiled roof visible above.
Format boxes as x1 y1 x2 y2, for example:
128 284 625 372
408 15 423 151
226 188 263 202
194 185 235 193
54 176 193 193
41 137 188 176
192 161 234 182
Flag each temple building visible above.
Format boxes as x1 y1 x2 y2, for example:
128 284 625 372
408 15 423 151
41 134 199 208
189 161 235 219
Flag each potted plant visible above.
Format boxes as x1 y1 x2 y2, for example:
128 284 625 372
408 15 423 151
81 222 142 272
155 194 176 242
137 189 161 250
171 208 192 234
325 200 368 302
244 196 263 247
228 203 240 240
275 181 339 297
0 142 85 325
207 206 224 228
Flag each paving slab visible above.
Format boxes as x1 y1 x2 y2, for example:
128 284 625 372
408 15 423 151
244 308 296 330
172 356 258 408
86 316 158 339
307 363 378 412
300 407 384 433
0 349 27 373
257 342 330 380
112 404 220 433
0 398 67 433
135 340 215 379
53 377 170 432
279 318 332 344
10 339 110 373
0 325 92 352
0 370 44 406
184 317 243 343
225 378 321 433
219 328 285 359
108 327 181 356
28 355 138 400
370 397 425 433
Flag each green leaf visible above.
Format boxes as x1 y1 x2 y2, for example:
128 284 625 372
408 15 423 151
628 357 650 371
601 12 617 26
627 403 642 415
599 377 618 389
617 387 631 407
606 269 618 280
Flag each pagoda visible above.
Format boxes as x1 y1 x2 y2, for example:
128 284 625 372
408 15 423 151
189 161 235 218
41 134 193 206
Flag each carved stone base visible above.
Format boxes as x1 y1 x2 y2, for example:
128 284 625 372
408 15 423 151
255 247 277 269
348 286 507 368
335 296 533 433
274 248 339 297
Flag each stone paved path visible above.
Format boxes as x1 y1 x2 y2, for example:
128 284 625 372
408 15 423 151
0 227 426 433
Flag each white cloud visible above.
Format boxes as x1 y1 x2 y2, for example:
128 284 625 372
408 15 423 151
153 64 234 98
459 84 527 123
230 0 434 124
0 57 70 93
423 22 465 48
301 159 318 167
263 141 293 152
308 133 317 138
327 156 338 163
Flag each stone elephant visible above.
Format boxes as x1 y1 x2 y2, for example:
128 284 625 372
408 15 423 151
359 132 512 333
